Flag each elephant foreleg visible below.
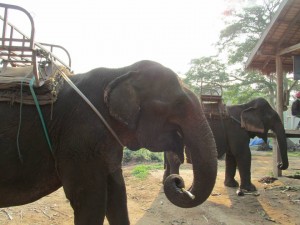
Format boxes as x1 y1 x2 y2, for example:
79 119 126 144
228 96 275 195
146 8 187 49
71 188 107 225
236 149 257 192
224 152 239 188
60 163 107 225
106 168 130 225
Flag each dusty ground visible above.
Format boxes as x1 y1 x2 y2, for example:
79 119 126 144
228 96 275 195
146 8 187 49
1 151 299 225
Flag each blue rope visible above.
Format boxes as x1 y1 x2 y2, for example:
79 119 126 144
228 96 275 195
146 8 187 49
29 77 54 156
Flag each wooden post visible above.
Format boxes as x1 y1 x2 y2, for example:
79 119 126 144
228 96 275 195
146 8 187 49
274 55 283 177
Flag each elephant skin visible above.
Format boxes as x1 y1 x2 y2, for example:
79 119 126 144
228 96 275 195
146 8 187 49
164 97 288 192
0 60 218 225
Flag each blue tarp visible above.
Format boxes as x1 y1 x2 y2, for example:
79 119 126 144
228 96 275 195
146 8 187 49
249 138 265 146
249 137 271 148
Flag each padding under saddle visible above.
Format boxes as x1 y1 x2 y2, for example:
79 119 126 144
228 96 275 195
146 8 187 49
0 62 72 105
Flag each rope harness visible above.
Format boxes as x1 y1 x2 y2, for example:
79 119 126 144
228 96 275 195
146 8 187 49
29 77 54 156
59 69 125 148
15 65 124 162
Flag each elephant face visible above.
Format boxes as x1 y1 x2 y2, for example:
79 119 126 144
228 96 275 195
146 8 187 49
104 61 218 208
240 99 279 135
105 63 189 152
239 97 288 170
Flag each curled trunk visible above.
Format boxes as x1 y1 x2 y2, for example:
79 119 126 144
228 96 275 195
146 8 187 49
164 113 218 208
272 120 289 170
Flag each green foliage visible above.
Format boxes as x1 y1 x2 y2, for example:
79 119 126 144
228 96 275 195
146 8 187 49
218 0 281 64
183 56 276 105
123 148 164 163
224 68 277 106
183 0 300 105
183 56 230 96
131 164 164 179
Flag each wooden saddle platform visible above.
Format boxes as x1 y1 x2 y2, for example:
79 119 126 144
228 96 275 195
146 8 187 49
200 94 229 119
0 3 73 105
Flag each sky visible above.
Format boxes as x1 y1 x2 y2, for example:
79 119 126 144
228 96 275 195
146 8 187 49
2 0 227 75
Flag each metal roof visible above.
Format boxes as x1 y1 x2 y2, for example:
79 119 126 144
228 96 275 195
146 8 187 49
245 0 300 74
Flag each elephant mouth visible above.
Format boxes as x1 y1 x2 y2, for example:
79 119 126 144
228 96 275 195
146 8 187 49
140 127 184 152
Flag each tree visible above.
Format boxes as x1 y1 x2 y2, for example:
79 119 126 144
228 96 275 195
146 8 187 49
184 0 300 107
183 57 229 96
218 0 282 64
184 56 275 105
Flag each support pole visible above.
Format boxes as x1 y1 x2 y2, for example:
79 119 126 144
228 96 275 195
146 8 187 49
274 55 283 177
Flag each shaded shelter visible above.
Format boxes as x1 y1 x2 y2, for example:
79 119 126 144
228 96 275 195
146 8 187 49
245 0 300 176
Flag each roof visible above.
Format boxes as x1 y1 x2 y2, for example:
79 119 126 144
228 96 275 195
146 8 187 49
245 0 300 74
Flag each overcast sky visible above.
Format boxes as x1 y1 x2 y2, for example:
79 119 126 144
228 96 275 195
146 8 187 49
2 0 227 74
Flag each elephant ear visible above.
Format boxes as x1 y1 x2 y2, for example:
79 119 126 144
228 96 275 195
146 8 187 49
240 107 265 133
104 71 140 129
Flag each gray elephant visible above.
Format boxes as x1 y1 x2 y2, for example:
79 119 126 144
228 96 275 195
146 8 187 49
164 97 288 192
0 60 218 225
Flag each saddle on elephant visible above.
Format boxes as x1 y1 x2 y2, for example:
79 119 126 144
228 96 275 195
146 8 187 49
0 62 72 105
200 94 229 119
0 3 73 106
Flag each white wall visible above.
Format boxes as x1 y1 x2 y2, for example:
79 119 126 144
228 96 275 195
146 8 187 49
284 106 300 144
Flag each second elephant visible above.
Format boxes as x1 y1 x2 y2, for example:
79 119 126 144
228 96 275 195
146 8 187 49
165 97 288 192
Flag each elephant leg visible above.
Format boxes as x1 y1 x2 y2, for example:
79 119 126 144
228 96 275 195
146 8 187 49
67 183 107 225
235 148 257 192
61 163 108 225
106 168 130 225
224 152 239 187
72 189 107 225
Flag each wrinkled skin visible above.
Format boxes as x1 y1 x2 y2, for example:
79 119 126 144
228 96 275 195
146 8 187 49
0 60 217 225
165 98 288 192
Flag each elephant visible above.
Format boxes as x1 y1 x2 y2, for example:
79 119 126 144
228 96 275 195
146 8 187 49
0 60 218 225
164 97 288 192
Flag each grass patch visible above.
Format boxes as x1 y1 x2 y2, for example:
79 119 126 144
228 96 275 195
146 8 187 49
288 151 300 157
123 148 164 163
131 164 164 179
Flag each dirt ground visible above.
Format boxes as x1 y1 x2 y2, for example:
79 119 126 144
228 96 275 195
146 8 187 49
1 151 299 225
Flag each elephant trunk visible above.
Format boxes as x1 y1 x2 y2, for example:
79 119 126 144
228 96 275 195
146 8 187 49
272 120 289 170
164 114 218 208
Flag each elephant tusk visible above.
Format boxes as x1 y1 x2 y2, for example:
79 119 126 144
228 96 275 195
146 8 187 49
181 188 195 199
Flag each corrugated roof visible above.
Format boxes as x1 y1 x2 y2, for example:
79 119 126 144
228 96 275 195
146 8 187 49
245 0 300 74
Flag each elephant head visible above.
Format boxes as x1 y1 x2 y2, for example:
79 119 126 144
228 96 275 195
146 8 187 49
240 97 288 170
104 61 217 208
